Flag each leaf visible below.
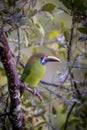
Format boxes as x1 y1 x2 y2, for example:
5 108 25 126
61 22 65 31
41 3 56 12
49 30 61 39
58 7 69 14
57 35 65 44
64 30 70 42
24 34 29 47
0 67 6 75
59 0 73 10
56 71 68 80
74 0 87 12
68 119 79 125
45 12 54 21
36 23 45 36
59 0 87 12
7 0 16 7
59 48 67 58
0 76 7 86
61 105 67 114
77 27 87 34
84 72 87 79
71 98 80 103
37 126 43 130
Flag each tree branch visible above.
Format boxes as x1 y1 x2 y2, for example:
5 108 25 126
67 10 75 62
71 73 82 99
0 31 23 130
20 83 44 102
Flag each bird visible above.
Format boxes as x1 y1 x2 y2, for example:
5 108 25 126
21 53 60 87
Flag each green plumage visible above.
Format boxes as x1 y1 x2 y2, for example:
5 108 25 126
21 53 46 87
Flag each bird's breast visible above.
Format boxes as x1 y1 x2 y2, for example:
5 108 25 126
25 61 46 86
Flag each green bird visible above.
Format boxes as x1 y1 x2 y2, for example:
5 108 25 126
21 53 60 87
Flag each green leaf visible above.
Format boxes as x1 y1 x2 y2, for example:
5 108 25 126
59 0 87 12
36 23 45 36
59 0 72 10
64 30 70 42
77 27 87 34
0 76 7 86
59 48 67 59
61 22 65 32
37 126 43 130
84 72 87 79
0 67 6 75
41 3 56 12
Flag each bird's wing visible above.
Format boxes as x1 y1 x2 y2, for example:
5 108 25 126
21 63 31 82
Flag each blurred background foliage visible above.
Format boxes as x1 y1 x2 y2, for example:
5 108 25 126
0 0 87 130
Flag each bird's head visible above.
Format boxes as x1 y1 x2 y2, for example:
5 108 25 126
28 53 60 66
32 53 60 65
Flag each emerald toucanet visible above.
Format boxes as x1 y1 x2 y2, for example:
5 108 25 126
21 53 60 87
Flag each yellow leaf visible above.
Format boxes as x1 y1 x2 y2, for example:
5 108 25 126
56 70 61 75
49 30 61 40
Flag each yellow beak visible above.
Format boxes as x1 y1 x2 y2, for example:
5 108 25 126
46 55 61 62
41 55 61 64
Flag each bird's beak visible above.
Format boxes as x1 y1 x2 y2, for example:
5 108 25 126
43 55 61 63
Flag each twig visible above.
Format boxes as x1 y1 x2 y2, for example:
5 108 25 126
16 28 21 66
3 94 9 129
40 81 59 87
64 102 76 130
19 61 25 68
8 37 59 46
48 92 52 130
36 38 59 46
67 64 87 70
71 73 82 99
41 85 63 99
20 83 43 102
0 112 10 117
65 3 76 130
67 11 75 61
40 80 69 90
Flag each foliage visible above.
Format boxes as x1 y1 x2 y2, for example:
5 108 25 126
0 0 87 130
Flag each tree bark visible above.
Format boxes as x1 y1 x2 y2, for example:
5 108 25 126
0 31 23 130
